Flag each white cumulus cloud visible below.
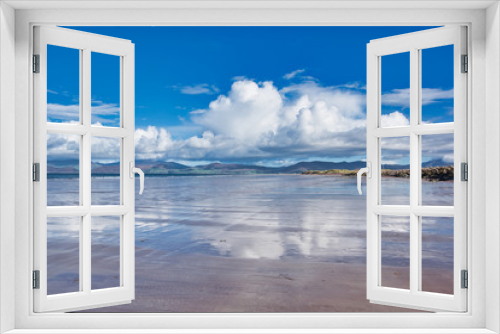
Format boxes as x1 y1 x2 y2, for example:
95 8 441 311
156 79 367 162
127 79 368 163
91 136 121 163
382 88 453 107
47 100 120 125
47 80 454 165
135 126 175 160
192 80 282 144
381 111 409 127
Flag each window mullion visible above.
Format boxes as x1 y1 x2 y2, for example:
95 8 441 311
81 47 92 294
78 48 84 293
413 123 454 135
409 47 421 294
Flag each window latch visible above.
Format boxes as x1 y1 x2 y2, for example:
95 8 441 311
357 162 371 195
129 162 145 195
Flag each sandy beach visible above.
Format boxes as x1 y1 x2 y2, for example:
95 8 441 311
47 174 454 313
80 250 455 313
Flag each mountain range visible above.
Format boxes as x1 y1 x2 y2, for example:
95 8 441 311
46 159 452 176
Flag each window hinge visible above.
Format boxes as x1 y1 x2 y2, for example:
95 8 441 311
461 162 468 181
33 54 40 73
461 270 468 289
33 270 40 289
461 54 468 73
33 163 40 182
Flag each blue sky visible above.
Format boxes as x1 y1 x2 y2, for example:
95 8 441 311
47 26 454 166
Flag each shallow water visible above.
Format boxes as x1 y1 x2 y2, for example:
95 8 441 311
47 174 454 311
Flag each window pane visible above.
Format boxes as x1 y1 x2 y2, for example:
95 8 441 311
381 137 410 205
421 133 454 206
47 217 80 295
91 136 121 206
381 215 410 290
91 215 121 290
380 52 410 128
91 52 121 127
47 133 80 206
47 45 80 123
421 216 454 295
421 45 454 124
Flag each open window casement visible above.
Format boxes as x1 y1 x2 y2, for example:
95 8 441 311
33 26 139 312
363 26 467 312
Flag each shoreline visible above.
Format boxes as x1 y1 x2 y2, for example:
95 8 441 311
48 169 454 181
303 166 454 182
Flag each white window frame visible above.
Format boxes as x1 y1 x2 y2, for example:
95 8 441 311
1 1 499 333
365 26 468 312
33 26 136 313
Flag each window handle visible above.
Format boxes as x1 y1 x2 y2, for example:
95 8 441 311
129 162 145 195
357 162 371 195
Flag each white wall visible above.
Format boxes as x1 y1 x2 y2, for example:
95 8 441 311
0 2 16 333
486 2 500 333
3 3 498 332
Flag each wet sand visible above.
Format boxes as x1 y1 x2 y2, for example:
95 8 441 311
45 175 454 313
81 250 452 313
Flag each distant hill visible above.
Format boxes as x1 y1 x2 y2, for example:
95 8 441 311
145 161 191 174
278 161 367 173
195 162 274 172
91 162 120 175
47 166 79 174
145 161 190 170
381 163 409 170
47 159 80 174
46 159 453 176
422 159 453 168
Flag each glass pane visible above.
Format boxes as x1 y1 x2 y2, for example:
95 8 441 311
47 45 80 123
421 217 454 295
91 136 121 205
421 45 454 124
47 133 80 206
91 216 121 290
381 215 410 290
380 52 410 128
421 133 454 206
381 137 410 205
47 217 80 295
91 52 121 127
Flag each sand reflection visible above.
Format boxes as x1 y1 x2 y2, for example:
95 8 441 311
47 174 453 312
